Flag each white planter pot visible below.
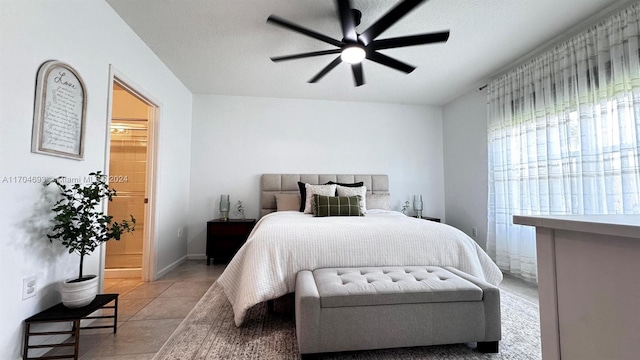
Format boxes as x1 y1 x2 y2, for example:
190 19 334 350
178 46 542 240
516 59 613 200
61 275 99 308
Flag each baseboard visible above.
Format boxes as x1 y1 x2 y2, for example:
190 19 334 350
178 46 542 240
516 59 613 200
104 268 141 279
187 254 207 260
156 255 187 279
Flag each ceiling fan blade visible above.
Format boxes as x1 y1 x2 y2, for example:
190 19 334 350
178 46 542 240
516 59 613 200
267 15 343 48
369 31 450 50
359 0 427 45
271 49 342 62
366 51 415 73
351 63 364 86
309 56 343 83
337 0 357 42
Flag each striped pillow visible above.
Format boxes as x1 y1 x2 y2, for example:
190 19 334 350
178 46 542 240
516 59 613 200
313 195 363 217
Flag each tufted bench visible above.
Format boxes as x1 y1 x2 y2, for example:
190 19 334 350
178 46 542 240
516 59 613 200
295 266 501 357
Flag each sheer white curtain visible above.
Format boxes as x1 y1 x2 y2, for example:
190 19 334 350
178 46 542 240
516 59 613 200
487 3 640 282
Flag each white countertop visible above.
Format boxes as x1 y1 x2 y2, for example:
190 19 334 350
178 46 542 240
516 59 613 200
513 214 640 239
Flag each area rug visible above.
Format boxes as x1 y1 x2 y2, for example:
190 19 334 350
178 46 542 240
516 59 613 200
154 282 541 359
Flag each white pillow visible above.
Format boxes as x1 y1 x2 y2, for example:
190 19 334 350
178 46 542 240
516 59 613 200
336 185 367 214
366 193 391 210
304 184 337 214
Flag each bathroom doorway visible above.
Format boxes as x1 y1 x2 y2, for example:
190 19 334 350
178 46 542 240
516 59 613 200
105 73 158 281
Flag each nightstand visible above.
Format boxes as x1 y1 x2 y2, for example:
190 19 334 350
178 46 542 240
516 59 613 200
206 219 256 265
420 216 441 222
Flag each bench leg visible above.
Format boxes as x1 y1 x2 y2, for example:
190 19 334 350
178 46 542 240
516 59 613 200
477 341 499 353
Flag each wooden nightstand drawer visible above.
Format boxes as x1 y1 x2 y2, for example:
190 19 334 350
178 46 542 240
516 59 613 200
208 221 254 236
206 219 256 265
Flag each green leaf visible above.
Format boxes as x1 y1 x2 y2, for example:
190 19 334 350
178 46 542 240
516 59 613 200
45 170 137 280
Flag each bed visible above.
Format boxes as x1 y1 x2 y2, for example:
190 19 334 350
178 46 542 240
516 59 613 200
216 174 502 326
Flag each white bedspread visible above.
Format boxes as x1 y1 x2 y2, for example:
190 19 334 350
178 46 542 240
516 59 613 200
216 210 503 326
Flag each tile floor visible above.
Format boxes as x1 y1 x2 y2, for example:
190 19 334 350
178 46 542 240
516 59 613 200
44 261 538 359
44 261 226 359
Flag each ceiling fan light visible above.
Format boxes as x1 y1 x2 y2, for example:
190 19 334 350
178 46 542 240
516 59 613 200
341 46 366 64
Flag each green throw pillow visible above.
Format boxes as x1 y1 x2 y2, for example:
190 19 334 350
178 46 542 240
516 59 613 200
313 194 363 217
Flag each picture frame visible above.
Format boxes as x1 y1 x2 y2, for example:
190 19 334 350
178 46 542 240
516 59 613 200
31 60 87 160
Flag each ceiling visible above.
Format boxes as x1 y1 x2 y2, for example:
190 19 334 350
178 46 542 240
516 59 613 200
106 0 628 106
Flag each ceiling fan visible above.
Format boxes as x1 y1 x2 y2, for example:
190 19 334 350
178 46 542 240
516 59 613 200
267 0 450 87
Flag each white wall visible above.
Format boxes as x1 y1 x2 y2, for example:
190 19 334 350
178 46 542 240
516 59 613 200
187 95 445 256
442 89 488 248
0 1 192 357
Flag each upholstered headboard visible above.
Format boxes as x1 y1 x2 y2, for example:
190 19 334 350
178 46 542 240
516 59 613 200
260 174 389 217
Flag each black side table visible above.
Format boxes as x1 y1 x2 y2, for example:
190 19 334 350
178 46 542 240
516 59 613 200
23 294 118 360
206 219 256 265
420 216 441 222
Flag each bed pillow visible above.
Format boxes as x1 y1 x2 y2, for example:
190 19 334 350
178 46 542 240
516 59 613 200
313 195 364 217
275 194 301 211
297 182 307 212
325 181 364 188
303 183 337 214
336 185 367 214
298 181 365 211
367 193 391 210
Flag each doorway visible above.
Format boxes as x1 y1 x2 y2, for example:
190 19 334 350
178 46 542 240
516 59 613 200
105 74 158 282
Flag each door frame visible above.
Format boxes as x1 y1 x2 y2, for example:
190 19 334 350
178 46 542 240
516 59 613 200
102 65 160 282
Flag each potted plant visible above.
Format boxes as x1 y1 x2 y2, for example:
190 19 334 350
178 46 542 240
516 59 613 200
401 200 410 215
46 171 135 308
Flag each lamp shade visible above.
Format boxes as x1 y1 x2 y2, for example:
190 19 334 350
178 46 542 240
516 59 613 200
219 195 230 211
219 195 230 221
413 195 423 218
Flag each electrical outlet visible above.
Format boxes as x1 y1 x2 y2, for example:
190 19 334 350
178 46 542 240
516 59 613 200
472 227 478 237
177 227 183 239
22 275 37 300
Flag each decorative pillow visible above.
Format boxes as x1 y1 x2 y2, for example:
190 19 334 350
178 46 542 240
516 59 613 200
367 193 391 210
303 184 337 214
275 194 300 211
297 182 308 212
298 181 365 212
313 195 363 217
336 185 367 214
325 181 364 188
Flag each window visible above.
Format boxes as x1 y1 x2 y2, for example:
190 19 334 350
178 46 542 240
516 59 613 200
487 4 640 281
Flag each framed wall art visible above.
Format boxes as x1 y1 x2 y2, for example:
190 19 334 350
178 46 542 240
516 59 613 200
31 60 87 160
